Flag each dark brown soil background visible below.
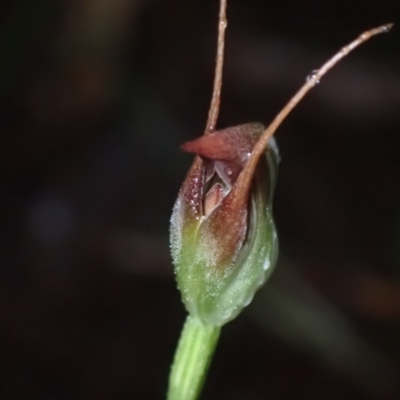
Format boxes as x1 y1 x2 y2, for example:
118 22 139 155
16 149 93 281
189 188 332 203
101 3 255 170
0 0 400 399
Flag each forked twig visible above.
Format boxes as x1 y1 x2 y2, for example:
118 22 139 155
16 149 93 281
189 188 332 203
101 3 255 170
235 23 393 192
205 0 227 134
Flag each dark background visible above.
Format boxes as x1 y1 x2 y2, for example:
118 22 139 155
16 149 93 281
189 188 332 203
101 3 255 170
1 0 400 399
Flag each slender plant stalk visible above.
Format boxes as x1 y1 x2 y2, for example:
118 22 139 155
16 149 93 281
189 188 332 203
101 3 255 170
167 315 221 400
235 23 393 194
205 0 227 133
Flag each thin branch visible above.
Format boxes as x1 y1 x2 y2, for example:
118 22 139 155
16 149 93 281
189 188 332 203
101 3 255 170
235 23 393 193
205 0 227 134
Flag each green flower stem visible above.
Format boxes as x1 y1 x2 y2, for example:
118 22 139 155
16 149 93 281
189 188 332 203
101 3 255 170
167 315 221 400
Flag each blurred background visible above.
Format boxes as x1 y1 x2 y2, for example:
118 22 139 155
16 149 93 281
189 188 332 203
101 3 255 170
0 0 400 399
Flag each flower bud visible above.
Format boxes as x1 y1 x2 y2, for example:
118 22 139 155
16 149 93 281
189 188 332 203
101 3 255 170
170 123 279 326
